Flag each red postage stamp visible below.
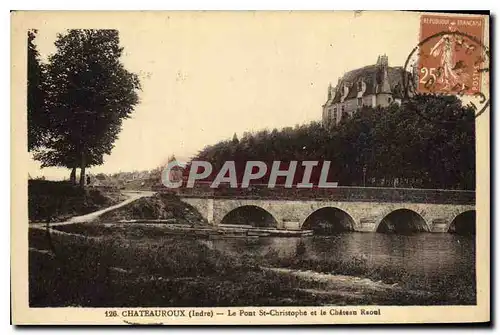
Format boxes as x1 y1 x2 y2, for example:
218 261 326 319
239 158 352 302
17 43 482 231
418 15 487 95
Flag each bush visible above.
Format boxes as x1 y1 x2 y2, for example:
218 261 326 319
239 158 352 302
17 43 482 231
28 180 122 222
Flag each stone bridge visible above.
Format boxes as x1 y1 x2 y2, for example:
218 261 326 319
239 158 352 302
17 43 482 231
171 187 475 233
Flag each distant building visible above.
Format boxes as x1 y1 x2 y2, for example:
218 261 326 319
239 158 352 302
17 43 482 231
90 178 103 187
322 55 407 127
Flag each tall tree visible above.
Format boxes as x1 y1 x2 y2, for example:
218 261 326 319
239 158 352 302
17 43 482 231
27 30 47 151
38 29 141 186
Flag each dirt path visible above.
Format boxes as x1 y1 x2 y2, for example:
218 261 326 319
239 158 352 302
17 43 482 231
30 191 155 229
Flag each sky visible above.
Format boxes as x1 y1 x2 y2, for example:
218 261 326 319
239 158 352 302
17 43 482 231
26 11 421 180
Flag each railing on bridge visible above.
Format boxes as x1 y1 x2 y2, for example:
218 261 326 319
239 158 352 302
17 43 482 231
151 184 475 205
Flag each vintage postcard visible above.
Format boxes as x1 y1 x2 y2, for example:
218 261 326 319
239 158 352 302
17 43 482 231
11 11 490 325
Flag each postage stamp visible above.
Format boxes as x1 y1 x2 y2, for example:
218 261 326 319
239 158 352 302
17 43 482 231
417 15 487 95
10 11 490 325
403 14 490 118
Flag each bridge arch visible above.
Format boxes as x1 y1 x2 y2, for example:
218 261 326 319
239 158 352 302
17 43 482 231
376 208 430 234
220 205 278 228
301 207 356 234
448 210 476 235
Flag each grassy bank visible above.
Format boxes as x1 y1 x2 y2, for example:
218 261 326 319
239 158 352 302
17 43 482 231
96 193 207 226
273 255 475 305
29 223 472 307
29 228 322 307
28 180 125 222
239 240 476 305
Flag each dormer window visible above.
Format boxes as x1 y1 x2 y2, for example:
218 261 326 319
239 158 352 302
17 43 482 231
340 84 349 103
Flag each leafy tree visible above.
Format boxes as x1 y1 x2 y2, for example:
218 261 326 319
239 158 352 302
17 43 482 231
27 30 48 151
34 122 122 184
231 133 239 145
190 95 475 190
37 29 141 187
399 94 475 189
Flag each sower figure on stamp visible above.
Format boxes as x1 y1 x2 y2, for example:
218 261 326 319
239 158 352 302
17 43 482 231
429 21 473 91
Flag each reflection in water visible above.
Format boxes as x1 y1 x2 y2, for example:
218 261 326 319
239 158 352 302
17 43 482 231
220 206 278 227
210 233 475 282
377 209 429 233
449 210 476 235
302 207 355 234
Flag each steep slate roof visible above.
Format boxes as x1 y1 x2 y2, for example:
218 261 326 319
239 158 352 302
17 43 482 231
388 66 407 99
327 65 407 104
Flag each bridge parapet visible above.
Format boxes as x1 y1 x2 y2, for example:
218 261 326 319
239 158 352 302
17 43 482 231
154 185 475 205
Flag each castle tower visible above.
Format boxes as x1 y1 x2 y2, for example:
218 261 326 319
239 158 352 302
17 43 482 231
377 54 391 94
377 54 389 67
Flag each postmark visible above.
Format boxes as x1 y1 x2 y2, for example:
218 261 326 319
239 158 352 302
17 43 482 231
403 14 490 117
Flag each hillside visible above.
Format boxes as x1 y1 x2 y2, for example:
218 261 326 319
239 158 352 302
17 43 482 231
191 95 475 190
28 180 126 222
96 193 207 225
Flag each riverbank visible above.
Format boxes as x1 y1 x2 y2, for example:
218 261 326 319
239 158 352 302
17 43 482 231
205 234 476 305
29 222 474 307
29 227 327 307
269 244 475 305
95 193 207 226
54 221 313 238
28 180 126 222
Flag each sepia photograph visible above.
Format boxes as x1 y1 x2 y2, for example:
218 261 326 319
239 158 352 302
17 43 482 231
11 10 490 325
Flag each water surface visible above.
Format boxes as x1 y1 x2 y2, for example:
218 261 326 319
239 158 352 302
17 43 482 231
208 233 475 282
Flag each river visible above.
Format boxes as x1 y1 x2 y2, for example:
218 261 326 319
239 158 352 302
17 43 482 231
208 233 475 280
48 219 477 305
203 232 476 304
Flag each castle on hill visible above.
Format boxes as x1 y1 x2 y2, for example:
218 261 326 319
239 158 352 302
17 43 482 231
322 55 407 127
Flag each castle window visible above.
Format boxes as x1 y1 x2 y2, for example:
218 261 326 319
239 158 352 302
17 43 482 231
388 97 392 103
357 81 363 91
357 98 362 106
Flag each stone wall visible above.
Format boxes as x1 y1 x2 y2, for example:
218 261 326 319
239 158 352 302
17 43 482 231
174 186 475 205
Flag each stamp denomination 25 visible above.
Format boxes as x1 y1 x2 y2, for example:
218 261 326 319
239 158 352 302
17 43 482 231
403 14 489 117
418 15 487 95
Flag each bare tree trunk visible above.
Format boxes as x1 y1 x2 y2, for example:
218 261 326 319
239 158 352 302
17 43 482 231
79 150 86 188
70 167 76 184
